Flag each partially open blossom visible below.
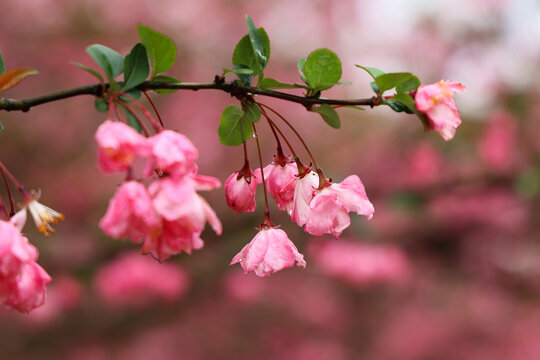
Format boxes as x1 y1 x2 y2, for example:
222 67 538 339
144 130 198 178
289 171 319 226
415 80 466 141
304 175 374 238
95 120 148 173
0 219 51 313
255 160 298 210
99 181 161 243
144 176 222 260
24 192 65 238
225 167 261 213
230 228 306 277
94 252 189 307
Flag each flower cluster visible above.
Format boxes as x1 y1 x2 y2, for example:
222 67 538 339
227 153 374 277
0 210 51 313
96 120 222 261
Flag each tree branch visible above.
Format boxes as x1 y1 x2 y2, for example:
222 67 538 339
0 79 376 113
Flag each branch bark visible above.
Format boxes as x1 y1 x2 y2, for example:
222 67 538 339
0 80 376 113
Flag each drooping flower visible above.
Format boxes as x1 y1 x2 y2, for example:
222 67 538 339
0 218 51 313
24 191 64 238
415 80 466 141
225 166 261 214
255 160 298 210
288 171 319 227
144 130 198 178
144 176 222 260
304 175 374 238
99 181 161 243
95 120 149 173
230 228 306 277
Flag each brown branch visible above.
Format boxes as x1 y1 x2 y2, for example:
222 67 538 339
0 80 376 113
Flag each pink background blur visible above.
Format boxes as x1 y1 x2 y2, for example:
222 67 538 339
1 0 540 359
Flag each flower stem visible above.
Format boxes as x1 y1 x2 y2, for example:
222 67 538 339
0 165 15 216
143 91 165 128
0 161 30 200
252 123 273 227
116 100 151 137
115 92 162 132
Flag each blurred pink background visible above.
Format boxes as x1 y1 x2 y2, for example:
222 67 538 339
1 0 540 359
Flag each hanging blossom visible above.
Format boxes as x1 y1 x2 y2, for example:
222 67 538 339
95 120 149 173
415 80 466 141
230 227 306 277
0 209 51 313
254 157 298 211
225 165 261 214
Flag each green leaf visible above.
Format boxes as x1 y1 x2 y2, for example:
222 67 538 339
260 78 303 89
343 105 365 111
0 53 5 75
245 15 268 69
298 58 308 84
122 43 149 91
355 65 384 79
385 93 416 114
370 81 380 94
125 109 143 133
152 75 181 95
232 28 270 82
242 101 261 123
396 75 420 93
313 104 340 128
137 24 177 77
71 62 104 84
374 72 414 93
233 65 253 86
94 98 109 112
218 105 255 146
124 88 142 100
86 44 123 86
304 48 342 91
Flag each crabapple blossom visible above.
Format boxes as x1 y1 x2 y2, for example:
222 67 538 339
95 120 149 173
255 160 298 210
415 80 466 141
304 175 374 238
23 191 64 238
144 130 198 178
288 170 319 227
99 181 161 243
0 218 51 313
225 168 261 213
230 228 306 277
144 176 222 260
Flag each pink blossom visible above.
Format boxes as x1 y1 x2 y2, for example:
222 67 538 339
289 170 319 226
0 220 51 313
255 160 298 210
99 181 161 243
415 80 466 141
478 111 519 172
94 252 189 307
145 176 222 260
230 228 306 277
144 130 198 178
224 169 261 213
95 120 148 173
304 175 375 238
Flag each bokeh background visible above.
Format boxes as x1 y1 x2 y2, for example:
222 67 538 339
1 0 540 359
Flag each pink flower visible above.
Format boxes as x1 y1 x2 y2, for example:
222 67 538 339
144 176 222 260
230 228 306 277
99 181 161 243
255 160 298 210
0 219 51 313
94 252 189 307
415 80 466 141
144 130 198 178
288 171 320 226
225 168 261 213
304 175 374 238
95 120 148 173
